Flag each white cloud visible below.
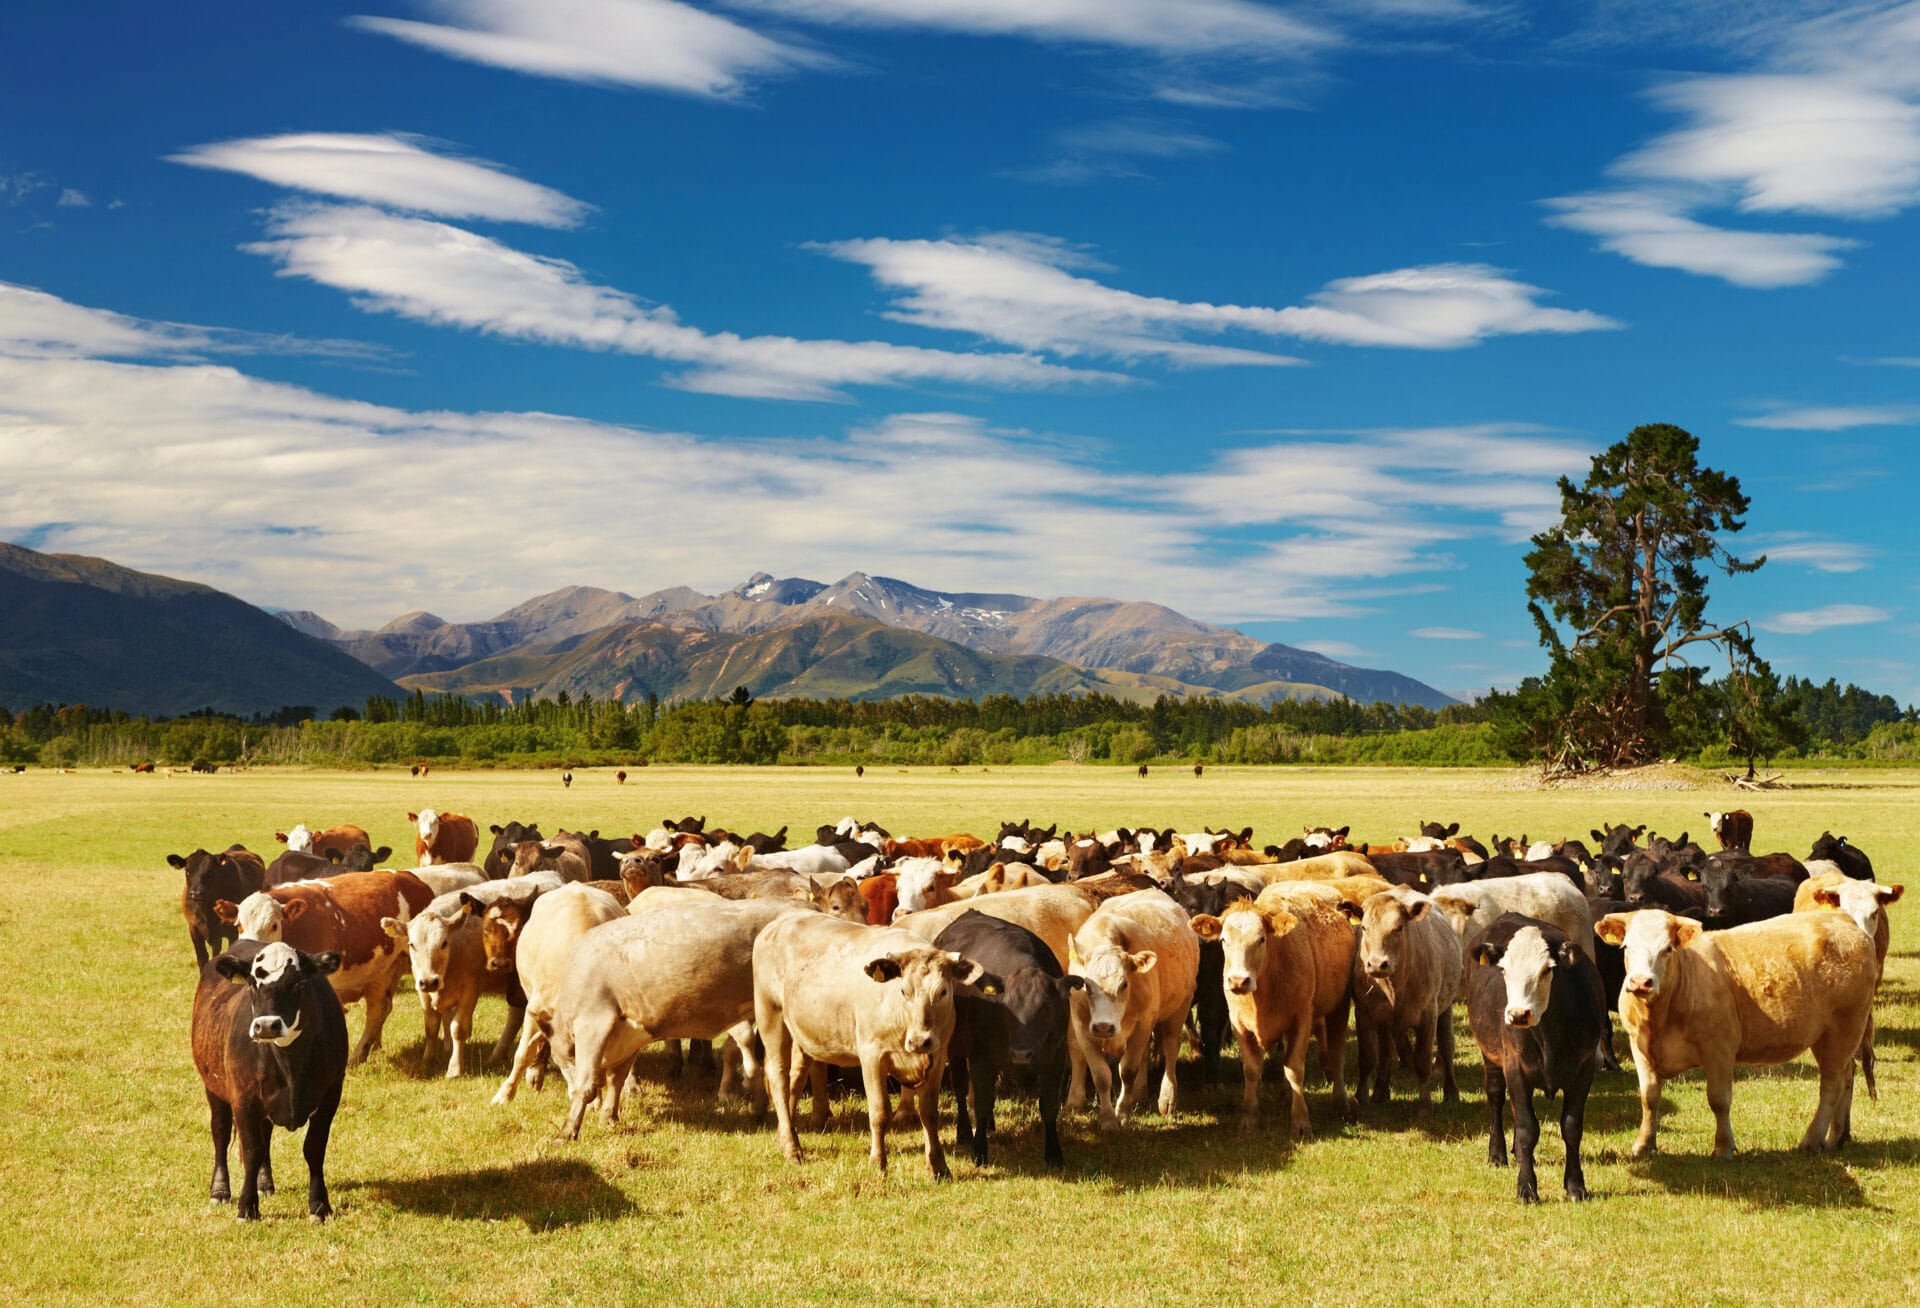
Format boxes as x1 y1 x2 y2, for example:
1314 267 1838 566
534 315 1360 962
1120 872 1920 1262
169 133 592 228
1411 626 1484 639
0 287 1592 629
350 0 827 99
1547 2 1920 285
1847 355 1920 367
817 235 1617 361
1736 404 1920 430
1009 119 1228 185
243 204 1110 400
0 281 392 364
1760 603 1892 634
1752 534 1876 573
1296 639 1374 660
56 188 91 208
728 0 1331 53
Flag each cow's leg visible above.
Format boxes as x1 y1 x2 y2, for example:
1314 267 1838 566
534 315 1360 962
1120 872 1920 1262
1114 1025 1152 1122
303 1082 340 1222
1560 1075 1592 1202
912 1059 950 1181
1704 1055 1736 1160
1411 1012 1436 1109
725 1021 765 1113
1627 1035 1663 1158
491 1016 544 1107
206 1092 232 1203
1510 1079 1541 1203
717 1035 741 1102
1831 1047 1857 1150
1201 1000 1227 1088
690 1039 717 1077
1322 1000 1349 1121
1804 1025 1856 1153
1237 1027 1265 1128
1155 1012 1185 1118
1483 1058 1508 1167
1064 1018 1090 1113
805 1059 830 1131
191 928 209 968
1281 1016 1314 1139
486 1004 525 1070
1352 1018 1376 1118
603 1048 640 1125
950 1055 975 1152
258 1129 275 1195
1438 1009 1459 1105
447 998 475 1078
970 1053 1001 1166
860 1055 893 1174
420 998 444 1074
760 1014 803 1164
234 1104 268 1221
665 1039 684 1080
559 1015 615 1141
1039 1057 1066 1169
1088 1037 1119 1131
350 979 394 1066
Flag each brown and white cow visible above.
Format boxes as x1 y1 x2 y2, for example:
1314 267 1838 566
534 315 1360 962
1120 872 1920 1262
410 809 479 866
753 913 990 1178
385 891 525 1078
217 870 433 1066
1706 809 1754 852
1065 888 1200 1131
276 823 373 862
1596 908 1877 1157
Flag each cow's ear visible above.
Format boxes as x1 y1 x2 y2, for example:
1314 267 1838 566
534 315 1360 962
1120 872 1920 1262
1671 917 1704 947
458 892 484 916
1675 832 1689 848
1405 898 1431 920
275 832 289 845
864 956 904 984
1591 829 1604 844
1880 884 1905 905
1128 950 1158 974
1557 939 1583 968
1337 901 1363 923
1472 942 1501 968
1446 823 1460 837
1062 975 1087 993
407 812 419 822
371 846 392 863
214 899 239 923
214 955 251 985
1190 914 1223 942
1336 826 1350 838
381 916 406 939
1594 914 1630 946
490 824 503 834
1632 825 1647 838
167 853 187 870
1813 886 1842 909
307 951 342 977
283 898 309 922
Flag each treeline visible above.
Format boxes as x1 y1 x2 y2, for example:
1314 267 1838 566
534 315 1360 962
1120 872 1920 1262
4 673 1914 770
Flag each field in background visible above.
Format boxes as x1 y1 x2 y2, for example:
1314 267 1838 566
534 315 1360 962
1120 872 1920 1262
3 764 1917 1306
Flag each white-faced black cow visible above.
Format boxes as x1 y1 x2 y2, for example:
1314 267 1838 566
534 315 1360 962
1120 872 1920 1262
191 941 348 1221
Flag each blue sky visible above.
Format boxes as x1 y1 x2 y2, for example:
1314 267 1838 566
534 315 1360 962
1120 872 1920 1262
3 0 1917 701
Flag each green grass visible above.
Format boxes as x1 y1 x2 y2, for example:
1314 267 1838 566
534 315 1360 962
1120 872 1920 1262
3 764 1917 1306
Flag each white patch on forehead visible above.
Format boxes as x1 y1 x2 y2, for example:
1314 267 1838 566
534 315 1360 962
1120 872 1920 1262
285 823 313 853
1525 841 1555 861
1498 927 1555 1022
1304 831 1331 849
1829 881 1888 940
253 941 299 986
417 808 440 840
236 893 285 942
1405 836 1445 853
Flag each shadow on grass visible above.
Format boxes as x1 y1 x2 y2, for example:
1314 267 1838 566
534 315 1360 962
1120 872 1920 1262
1629 1140 1920 1209
358 1158 635 1228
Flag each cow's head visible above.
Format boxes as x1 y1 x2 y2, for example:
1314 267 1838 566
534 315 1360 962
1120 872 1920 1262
1427 886 1478 942
1597 909 1700 999
1473 924 1578 1029
991 965 1073 1069
1698 856 1745 920
1419 821 1460 840
171 849 232 921
411 809 440 847
214 942 340 1045
1811 880 1904 945
861 948 982 1059
1065 941 1156 1048
1065 838 1111 880
1345 888 1437 980
218 891 307 942
388 904 465 994
1591 823 1647 858
813 876 868 923
618 850 673 899
892 860 955 919
1619 850 1665 906
476 893 537 973
337 843 392 872
1189 902 1292 999
277 823 314 854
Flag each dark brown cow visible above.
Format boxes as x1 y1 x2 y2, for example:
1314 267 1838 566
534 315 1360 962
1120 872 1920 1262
484 820 543 879
191 940 348 1221
171 846 268 964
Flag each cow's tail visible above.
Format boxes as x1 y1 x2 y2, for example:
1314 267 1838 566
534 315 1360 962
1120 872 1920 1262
1861 1014 1878 1102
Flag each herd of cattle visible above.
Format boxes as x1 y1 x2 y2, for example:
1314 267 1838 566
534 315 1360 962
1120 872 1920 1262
175 806 1901 1220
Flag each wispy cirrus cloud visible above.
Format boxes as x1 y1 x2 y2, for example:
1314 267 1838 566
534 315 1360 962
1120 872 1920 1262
169 133 593 227
728 0 1331 53
816 234 1618 361
1547 2 1920 286
1007 119 1228 185
1760 603 1892 635
1752 533 1877 573
0 281 393 364
1736 403 1920 430
1411 626 1484 640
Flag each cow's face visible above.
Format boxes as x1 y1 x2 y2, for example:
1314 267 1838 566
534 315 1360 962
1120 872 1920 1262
862 949 975 1060
1072 945 1154 1045
1474 926 1571 1029
1813 880 1903 943
1598 910 1699 999
392 908 462 993
478 897 533 973
283 824 314 854
996 967 1070 1068
215 943 341 1044
1699 860 1740 919
224 891 306 942
892 861 951 918
171 849 225 913
1190 904 1291 999
1428 889 1475 942
413 809 440 846
1620 851 1663 906
815 877 867 923
1357 892 1431 980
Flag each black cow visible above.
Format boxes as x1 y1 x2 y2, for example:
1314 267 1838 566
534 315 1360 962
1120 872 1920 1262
265 844 391 886
1700 854 1800 926
1473 854 1583 886
1809 832 1874 880
1647 831 1706 870
484 821 543 879
1551 838 1596 871
1369 849 1469 889
934 911 1070 1168
170 847 267 964
666 815 707 834
1591 824 1646 858
1620 850 1709 916
743 826 789 855
566 830 634 881
190 940 348 1221
1166 871 1260 1086
1466 914 1603 1203
1419 820 1461 840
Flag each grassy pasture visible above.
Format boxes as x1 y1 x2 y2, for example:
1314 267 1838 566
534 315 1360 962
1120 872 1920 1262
2 763 1917 1307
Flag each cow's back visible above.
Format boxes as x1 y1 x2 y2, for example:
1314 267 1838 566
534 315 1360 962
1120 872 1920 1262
518 884 626 1011
897 884 1094 969
1704 915 1877 1063
1256 887 1356 1023
1246 851 1375 884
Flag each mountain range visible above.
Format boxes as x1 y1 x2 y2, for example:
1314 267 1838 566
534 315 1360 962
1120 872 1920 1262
282 571 1456 708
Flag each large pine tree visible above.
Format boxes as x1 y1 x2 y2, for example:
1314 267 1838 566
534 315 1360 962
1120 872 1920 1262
1522 423 1767 770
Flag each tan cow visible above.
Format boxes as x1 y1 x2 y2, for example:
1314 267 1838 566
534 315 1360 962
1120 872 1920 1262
894 883 1097 971
508 835 591 883
1239 851 1378 886
488 884 626 1106
1794 870 1903 1098
1342 886 1462 1111
216 870 433 1066
384 890 522 1077
1065 889 1200 1131
1596 909 1878 1157
753 914 989 1178
547 898 808 1139
1190 883 1355 1134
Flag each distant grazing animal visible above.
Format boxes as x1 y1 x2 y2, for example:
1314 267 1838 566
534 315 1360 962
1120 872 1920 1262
1706 809 1754 852
131 762 154 773
191 941 347 1221
1466 914 1604 1203
561 770 572 789
1137 765 1149 779
1193 763 1204 778
171 846 268 964
616 770 627 785
855 765 864 778
410 809 479 866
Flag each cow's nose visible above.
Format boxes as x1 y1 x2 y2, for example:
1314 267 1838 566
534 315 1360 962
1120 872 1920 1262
1506 1008 1532 1027
1625 975 1654 997
907 1034 936 1054
1366 959 1393 978
1226 974 1253 994
418 977 440 992
1091 1021 1116 1039
1008 1049 1033 1067
486 958 510 972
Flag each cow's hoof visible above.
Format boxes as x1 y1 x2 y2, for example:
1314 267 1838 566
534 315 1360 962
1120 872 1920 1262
258 1178 275 1196
1517 1185 1540 1205
309 1205 332 1223
1565 1183 1588 1202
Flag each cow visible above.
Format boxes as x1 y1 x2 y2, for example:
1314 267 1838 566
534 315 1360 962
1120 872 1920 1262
1167 870 1262 1086
215 870 434 1066
561 770 572 789
191 941 348 1221
265 844 392 886
1591 824 1646 858
1430 874 1596 973
484 821 543 878
275 824 373 862
1137 764 1148 778
616 770 627 785
1796 872 1904 1100
486 882 625 1107
754 913 990 1178
1699 853 1799 928
131 761 154 773
509 836 591 883
409 809 479 867
1366 849 1470 890
385 892 524 1078
547 897 806 1139
935 910 1073 1168
891 858 961 918
1706 809 1754 852
895 883 1098 972
1809 832 1874 881
1620 850 1709 917
1189 883 1353 1134
171 846 267 964
1466 914 1604 1203
1343 886 1462 1112
1064 889 1199 1132
1596 909 1877 1157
